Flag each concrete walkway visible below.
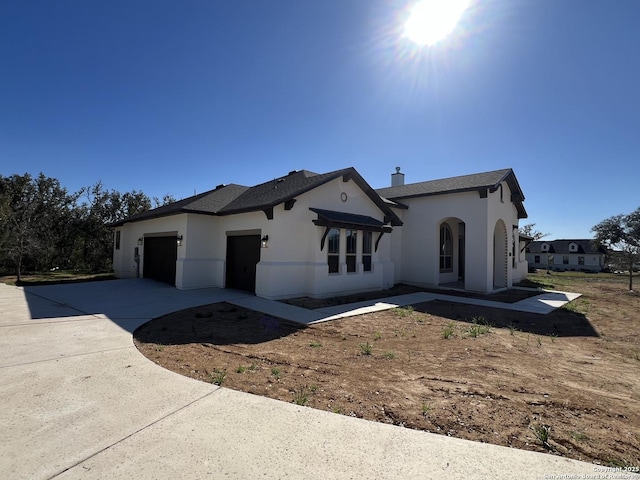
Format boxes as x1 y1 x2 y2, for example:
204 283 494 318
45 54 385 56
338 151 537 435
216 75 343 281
229 288 582 325
0 279 609 480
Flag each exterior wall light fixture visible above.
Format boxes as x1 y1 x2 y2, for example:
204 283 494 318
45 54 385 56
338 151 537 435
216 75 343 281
176 235 183 246
261 235 269 248
137 237 143 246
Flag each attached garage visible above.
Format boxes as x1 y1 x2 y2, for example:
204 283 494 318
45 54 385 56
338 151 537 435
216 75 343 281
143 236 178 285
225 234 261 293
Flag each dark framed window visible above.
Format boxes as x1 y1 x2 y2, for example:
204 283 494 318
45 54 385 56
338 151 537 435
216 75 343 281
563 256 569 265
346 230 357 273
534 255 540 264
439 224 453 272
115 230 121 250
578 256 585 265
363 231 372 272
327 228 340 274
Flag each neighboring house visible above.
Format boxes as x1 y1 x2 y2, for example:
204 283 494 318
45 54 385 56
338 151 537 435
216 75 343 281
112 167 528 299
525 240 607 272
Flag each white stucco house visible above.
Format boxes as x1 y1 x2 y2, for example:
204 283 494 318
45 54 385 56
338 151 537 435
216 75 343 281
112 167 528 299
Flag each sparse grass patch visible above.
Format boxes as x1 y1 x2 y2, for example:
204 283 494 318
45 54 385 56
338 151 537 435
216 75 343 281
271 366 282 380
571 431 589 442
309 340 322 348
236 365 246 374
466 316 492 338
373 331 382 341
382 351 395 359
393 305 414 317
421 403 431 417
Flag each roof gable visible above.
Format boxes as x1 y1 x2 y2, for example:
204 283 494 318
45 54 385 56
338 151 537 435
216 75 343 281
375 168 527 219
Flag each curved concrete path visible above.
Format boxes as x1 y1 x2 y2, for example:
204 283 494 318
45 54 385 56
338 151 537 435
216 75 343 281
0 280 618 480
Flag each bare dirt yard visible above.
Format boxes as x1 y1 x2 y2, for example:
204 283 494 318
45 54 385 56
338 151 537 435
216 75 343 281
134 272 640 467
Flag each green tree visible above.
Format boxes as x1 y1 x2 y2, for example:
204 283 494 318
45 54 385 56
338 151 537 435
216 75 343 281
519 223 549 241
76 183 155 271
592 208 640 291
0 173 78 279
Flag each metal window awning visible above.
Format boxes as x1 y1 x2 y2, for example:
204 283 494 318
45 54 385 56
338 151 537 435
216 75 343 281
310 208 393 252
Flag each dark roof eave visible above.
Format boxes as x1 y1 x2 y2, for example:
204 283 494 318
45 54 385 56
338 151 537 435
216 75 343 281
110 210 187 228
383 185 486 201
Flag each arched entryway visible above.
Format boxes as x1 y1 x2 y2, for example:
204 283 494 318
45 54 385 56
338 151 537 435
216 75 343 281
493 220 508 289
438 218 465 288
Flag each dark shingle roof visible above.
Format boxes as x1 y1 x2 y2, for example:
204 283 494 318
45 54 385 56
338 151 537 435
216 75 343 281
217 169 348 215
113 167 403 227
111 184 250 226
375 168 527 219
526 239 607 255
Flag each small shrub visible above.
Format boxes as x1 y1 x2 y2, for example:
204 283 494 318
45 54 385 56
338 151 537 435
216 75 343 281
466 317 490 338
359 342 373 356
293 386 309 406
236 365 246 374
442 323 455 339
383 351 395 359
530 423 552 450
373 331 382 341
467 324 490 338
421 403 431 417
508 323 517 335
271 366 281 379
211 369 227 386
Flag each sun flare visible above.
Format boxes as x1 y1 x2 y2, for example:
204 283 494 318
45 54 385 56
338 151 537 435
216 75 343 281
404 0 471 46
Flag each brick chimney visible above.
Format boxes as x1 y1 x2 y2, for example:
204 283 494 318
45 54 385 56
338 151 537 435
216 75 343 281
391 166 404 186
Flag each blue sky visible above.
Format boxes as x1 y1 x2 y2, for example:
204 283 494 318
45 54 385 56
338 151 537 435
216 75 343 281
1 0 639 239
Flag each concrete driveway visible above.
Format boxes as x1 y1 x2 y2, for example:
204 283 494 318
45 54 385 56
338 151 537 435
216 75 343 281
0 279 607 479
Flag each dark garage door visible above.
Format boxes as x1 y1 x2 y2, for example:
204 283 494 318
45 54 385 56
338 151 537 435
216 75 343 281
226 235 261 293
143 236 177 285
